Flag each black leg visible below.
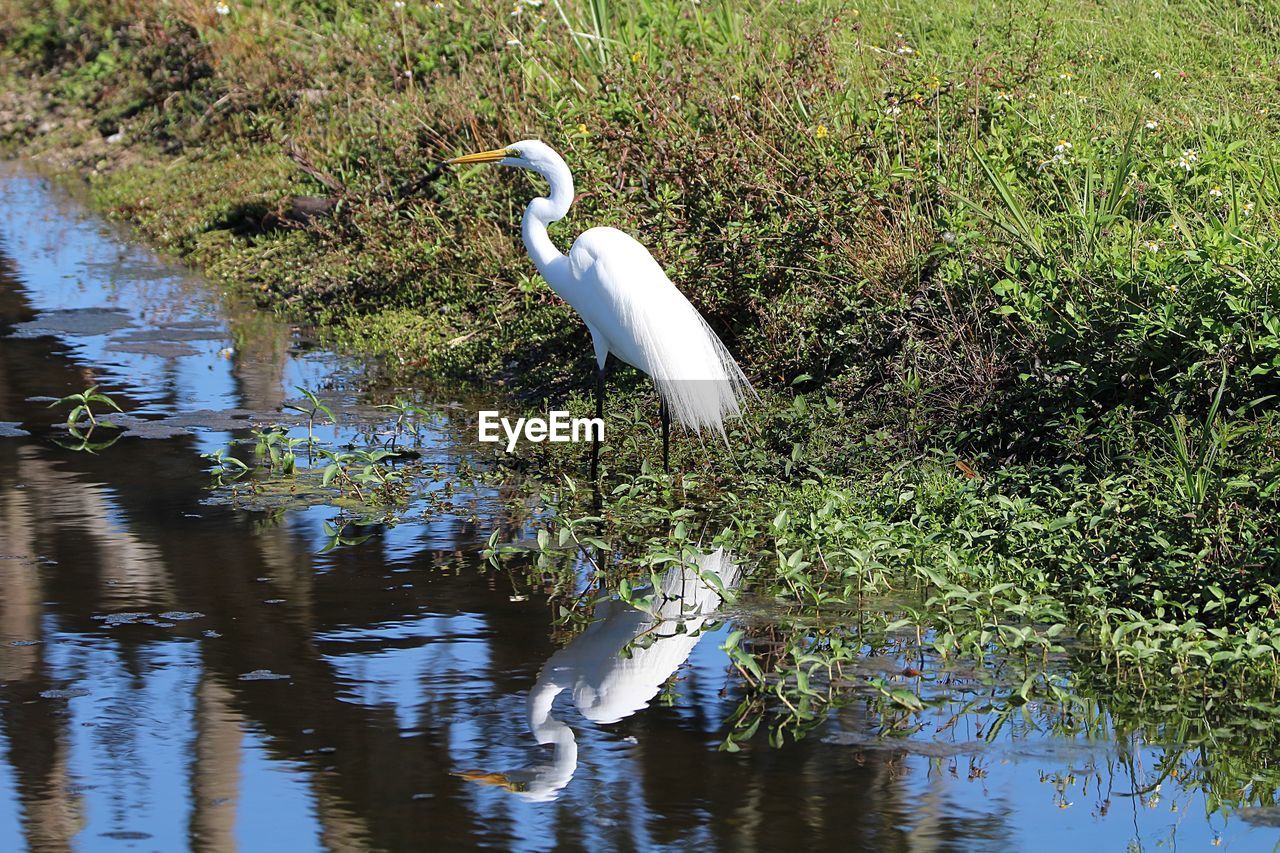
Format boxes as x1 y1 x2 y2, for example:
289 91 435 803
660 397 670 474
591 366 605 482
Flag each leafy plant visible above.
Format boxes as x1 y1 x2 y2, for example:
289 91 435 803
284 386 336 443
375 397 434 448
199 447 250 484
252 426 309 475
49 385 122 428
319 447 405 504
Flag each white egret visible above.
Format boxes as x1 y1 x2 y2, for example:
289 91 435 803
457 549 741 800
445 140 755 473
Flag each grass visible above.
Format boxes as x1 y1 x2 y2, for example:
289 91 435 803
3 0 1280 781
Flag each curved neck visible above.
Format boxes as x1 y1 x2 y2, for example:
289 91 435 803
530 676 577 756
521 162 574 276
528 678 571 743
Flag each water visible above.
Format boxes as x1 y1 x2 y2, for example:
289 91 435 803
0 163 1277 851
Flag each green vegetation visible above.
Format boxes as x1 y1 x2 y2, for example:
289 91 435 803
197 388 465 515
49 384 122 429
47 384 125 451
4 0 1280 774
283 384 337 442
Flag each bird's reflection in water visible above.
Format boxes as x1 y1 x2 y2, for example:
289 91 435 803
461 549 741 801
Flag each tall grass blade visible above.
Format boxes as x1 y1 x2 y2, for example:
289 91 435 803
960 148 1045 258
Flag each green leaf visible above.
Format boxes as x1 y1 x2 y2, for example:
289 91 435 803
889 687 924 712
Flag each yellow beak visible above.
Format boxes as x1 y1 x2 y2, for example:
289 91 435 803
445 147 514 166
453 769 520 792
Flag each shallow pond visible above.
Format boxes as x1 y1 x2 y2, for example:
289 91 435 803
0 163 1277 851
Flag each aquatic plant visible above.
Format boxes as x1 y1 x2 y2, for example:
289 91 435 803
284 386 336 444
375 397 434 448
48 385 122 429
320 516 376 552
199 446 250 484
252 425 309 475
319 447 406 505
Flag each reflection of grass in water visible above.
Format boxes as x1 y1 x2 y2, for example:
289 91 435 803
473 466 1280 830
197 401 492 556
573 547 1278 828
186 392 1280 823
52 422 122 453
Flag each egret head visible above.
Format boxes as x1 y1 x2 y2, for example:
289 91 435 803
445 139 567 183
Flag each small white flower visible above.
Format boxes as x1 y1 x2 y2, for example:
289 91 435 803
505 38 521 46
1027 93 1038 101
1242 202 1255 217
1054 139 1072 153
1172 148 1198 172
1145 119 1158 130
393 0 405 7
896 45 915 55
1209 185 1223 198
1144 240 1162 253
521 0 543 5
993 90 1011 102
730 93 741 101
884 105 902 117
215 1 230 13
1151 69 1162 79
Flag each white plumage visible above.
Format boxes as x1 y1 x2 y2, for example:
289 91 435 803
459 549 741 801
567 228 755 436
447 139 755 441
533 546 742 726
